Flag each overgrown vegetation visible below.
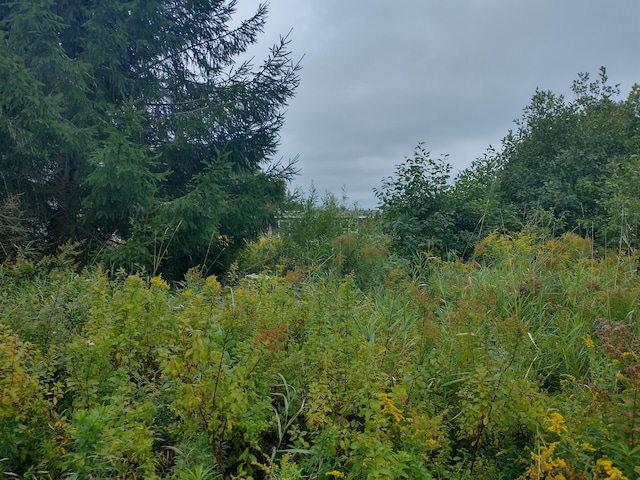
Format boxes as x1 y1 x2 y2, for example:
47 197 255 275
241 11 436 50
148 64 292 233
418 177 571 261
2 2 640 476
2 220 640 478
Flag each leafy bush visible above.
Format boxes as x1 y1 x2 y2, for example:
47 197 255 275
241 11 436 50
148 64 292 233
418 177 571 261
237 191 390 291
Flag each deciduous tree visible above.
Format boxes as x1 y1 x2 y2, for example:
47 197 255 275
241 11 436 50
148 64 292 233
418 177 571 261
496 67 640 241
375 143 457 257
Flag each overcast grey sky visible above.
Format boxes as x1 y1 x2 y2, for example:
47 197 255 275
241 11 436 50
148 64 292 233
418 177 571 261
235 1 640 208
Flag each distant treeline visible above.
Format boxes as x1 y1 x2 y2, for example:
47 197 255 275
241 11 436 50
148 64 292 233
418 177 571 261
376 67 640 260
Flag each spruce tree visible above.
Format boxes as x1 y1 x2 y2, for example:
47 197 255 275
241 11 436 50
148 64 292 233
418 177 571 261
0 0 299 276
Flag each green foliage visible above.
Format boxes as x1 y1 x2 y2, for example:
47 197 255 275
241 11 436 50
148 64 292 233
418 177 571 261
449 148 516 253
0 249 104 351
598 127 640 249
0 195 34 262
374 142 514 261
378 69 640 266
497 67 640 244
236 190 390 291
82 102 165 240
0 0 300 278
62 402 157 478
163 278 273 477
0 327 58 473
375 143 457 257
3 227 640 478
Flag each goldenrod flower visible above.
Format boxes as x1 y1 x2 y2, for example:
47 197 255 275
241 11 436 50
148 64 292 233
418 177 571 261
582 334 595 349
204 275 221 295
425 438 438 449
524 442 569 479
544 411 568 435
326 470 345 478
150 275 170 290
595 457 629 480
379 392 404 423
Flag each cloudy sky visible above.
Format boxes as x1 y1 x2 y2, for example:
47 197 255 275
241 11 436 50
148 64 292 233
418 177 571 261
235 0 640 209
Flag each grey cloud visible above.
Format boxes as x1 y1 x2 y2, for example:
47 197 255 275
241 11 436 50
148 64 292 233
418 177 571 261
236 0 640 208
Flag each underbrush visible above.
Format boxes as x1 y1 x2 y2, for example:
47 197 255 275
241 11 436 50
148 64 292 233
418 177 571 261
1 231 639 479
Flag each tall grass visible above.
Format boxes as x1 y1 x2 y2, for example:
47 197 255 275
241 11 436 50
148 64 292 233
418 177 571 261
0 230 638 478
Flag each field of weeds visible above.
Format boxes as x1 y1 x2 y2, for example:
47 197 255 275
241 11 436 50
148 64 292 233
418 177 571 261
1 231 638 479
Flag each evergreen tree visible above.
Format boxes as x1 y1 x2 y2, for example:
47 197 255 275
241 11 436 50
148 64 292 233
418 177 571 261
0 0 300 276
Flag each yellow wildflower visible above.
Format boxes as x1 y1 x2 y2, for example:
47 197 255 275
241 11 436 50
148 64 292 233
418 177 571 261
523 442 569 479
326 470 345 478
204 275 221 295
379 393 404 423
583 334 595 349
126 274 144 287
217 234 231 247
150 275 170 290
544 411 568 436
425 438 438 449
595 457 629 480
581 442 596 452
